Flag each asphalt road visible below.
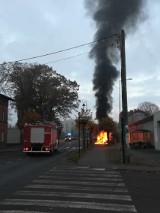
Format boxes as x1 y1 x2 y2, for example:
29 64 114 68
0 141 76 199
0 141 135 213
121 170 160 213
0 141 160 212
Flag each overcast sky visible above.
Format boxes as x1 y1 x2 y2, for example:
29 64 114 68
0 0 160 124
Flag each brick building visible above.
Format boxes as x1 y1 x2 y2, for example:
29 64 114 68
0 94 14 146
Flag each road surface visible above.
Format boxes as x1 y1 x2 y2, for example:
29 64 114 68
0 141 159 212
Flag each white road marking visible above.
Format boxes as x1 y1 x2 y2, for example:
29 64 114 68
49 168 120 174
15 190 132 201
70 147 77 150
25 184 128 193
66 166 89 169
32 179 125 187
49 166 120 174
0 211 53 213
44 171 121 178
92 168 106 171
0 199 137 212
38 175 123 182
0 165 136 212
58 146 82 151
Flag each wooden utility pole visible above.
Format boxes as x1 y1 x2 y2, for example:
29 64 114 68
78 112 81 157
120 29 130 164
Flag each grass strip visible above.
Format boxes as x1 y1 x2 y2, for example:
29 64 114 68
67 147 91 163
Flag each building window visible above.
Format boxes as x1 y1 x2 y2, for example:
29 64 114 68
135 113 143 122
2 111 5 121
0 132 4 142
0 111 5 122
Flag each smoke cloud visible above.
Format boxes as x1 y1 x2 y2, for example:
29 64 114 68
85 0 145 121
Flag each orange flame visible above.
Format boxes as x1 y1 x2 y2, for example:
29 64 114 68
95 131 108 145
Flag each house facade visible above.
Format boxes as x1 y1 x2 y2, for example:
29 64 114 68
0 94 14 146
128 109 160 150
153 111 160 150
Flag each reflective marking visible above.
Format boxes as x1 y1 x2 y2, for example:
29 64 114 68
32 179 125 187
0 199 137 212
15 190 132 201
25 184 128 193
38 175 123 182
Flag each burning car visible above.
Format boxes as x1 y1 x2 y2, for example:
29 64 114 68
95 131 113 145
95 131 108 145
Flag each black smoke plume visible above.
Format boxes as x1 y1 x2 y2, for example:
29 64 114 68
85 0 144 121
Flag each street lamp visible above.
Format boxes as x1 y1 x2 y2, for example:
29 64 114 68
81 100 87 150
82 100 87 111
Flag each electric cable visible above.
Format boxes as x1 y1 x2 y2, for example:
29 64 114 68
0 33 119 65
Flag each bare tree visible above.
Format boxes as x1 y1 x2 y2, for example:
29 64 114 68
137 101 159 115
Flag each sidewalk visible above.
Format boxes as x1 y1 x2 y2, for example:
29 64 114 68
78 144 160 173
78 145 116 169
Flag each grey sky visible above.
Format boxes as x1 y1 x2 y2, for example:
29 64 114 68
0 0 160 123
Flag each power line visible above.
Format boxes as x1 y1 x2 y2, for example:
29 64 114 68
45 39 111 64
45 40 110 65
0 33 119 65
45 51 90 65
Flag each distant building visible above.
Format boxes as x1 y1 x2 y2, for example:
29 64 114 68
62 119 77 137
128 109 149 125
0 94 14 146
128 109 160 150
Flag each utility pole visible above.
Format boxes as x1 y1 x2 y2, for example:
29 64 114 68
82 106 85 150
120 29 130 164
78 112 81 157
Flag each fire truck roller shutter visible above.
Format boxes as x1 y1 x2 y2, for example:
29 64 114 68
30 127 44 143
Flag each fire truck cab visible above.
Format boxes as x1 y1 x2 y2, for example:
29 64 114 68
23 122 59 154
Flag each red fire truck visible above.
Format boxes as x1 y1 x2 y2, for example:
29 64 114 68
23 122 59 154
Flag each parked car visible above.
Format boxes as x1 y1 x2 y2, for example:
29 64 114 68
64 136 72 142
